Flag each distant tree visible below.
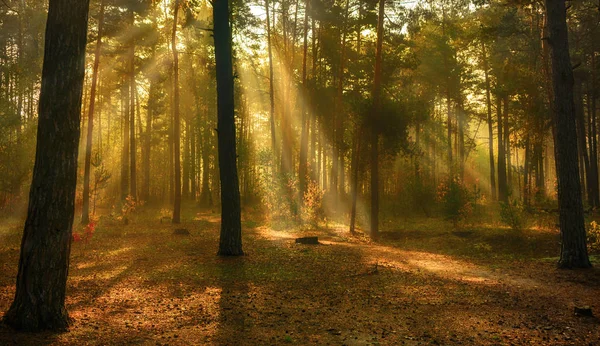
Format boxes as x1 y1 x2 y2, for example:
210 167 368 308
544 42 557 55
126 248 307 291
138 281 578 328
214 0 243 256
3 0 91 331
370 0 384 239
545 0 591 269
172 0 182 223
82 0 106 224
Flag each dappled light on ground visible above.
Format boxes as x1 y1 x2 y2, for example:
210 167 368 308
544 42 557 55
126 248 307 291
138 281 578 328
1 212 599 345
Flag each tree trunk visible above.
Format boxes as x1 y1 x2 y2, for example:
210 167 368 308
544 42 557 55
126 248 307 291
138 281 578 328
129 8 137 201
298 0 310 206
575 79 592 206
214 0 243 256
172 0 181 223
143 79 154 201
82 0 105 224
370 0 384 240
504 95 512 194
265 0 277 169
121 78 130 201
3 0 90 331
545 0 591 269
349 126 362 234
497 96 508 203
482 41 496 200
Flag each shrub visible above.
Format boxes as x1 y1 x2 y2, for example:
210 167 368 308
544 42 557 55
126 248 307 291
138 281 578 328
500 200 525 231
72 219 97 244
302 180 325 227
436 176 474 227
588 221 600 253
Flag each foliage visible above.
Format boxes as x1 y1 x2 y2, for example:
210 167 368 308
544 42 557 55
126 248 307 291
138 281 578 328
302 180 325 227
436 176 475 227
258 167 299 222
587 221 600 254
72 220 97 244
499 199 525 231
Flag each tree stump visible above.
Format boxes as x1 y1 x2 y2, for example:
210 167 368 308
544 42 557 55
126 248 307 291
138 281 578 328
574 306 593 317
295 236 319 245
173 229 190 236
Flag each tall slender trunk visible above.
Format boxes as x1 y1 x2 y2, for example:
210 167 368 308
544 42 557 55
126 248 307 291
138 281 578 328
349 126 362 234
370 0 384 239
129 8 137 201
121 78 130 201
575 78 592 206
172 0 181 223
589 51 599 207
497 96 508 203
143 79 153 201
298 0 310 205
82 0 105 224
503 95 511 193
337 0 351 198
183 119 190 198
482 41 496 200
265 0 277 168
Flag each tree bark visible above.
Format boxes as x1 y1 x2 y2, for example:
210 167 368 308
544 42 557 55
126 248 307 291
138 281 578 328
3 0 90 331
214 0 243 256
545 0 591 268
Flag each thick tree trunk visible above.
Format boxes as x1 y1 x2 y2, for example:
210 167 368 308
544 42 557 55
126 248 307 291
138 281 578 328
3 0 90 331
545 0 591 269
82 0 105 224
172 0 181 223
214 0 243 256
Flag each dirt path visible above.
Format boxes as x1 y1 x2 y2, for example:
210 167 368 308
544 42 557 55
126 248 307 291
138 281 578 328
1 213 599 345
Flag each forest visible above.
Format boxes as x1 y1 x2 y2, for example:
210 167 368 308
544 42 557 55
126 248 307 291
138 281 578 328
1 0 600 344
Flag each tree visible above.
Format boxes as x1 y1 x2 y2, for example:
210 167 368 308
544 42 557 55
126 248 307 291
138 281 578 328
3 0 91 331
172 0 182 223
214 0 243 256
370 0 384 240
545 0 591 269
82 0 106 224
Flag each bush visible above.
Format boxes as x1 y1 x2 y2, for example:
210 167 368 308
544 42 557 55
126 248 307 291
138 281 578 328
500 200 525 231
258 170 299 221
302 180 325 227
588 221 600 253
436 176 474 227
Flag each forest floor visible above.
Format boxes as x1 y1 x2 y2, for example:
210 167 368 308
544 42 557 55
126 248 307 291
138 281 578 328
1 206 600 345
